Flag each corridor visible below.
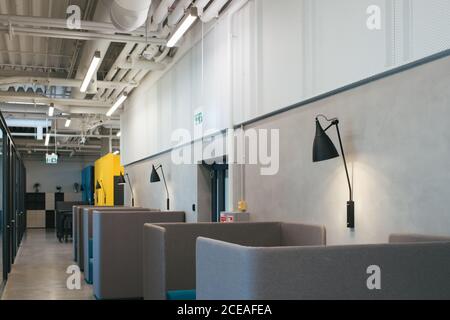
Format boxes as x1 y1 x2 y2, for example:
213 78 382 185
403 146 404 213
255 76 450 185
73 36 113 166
1 230 93 300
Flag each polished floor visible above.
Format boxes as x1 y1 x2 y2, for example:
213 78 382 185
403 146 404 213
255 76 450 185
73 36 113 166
1 229 94 300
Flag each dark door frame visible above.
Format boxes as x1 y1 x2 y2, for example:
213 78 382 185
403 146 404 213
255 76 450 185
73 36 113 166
202 159 228 222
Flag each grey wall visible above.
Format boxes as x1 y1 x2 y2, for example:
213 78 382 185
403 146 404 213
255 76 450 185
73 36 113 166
125 54 450 245
236 53 450 244
25 159 90 194
124 150 199 223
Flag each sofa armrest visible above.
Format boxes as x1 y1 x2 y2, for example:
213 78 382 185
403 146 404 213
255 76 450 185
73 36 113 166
196 237 251 300
143 224 167 300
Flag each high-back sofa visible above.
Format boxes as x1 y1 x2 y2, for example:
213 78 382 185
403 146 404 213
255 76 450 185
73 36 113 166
82 207 150 283
196 233 450 300
93 210 185 300
73 205 113 268
143 222 326 300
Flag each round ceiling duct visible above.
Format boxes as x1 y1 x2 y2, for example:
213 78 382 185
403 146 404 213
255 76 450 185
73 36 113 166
109 0 152 32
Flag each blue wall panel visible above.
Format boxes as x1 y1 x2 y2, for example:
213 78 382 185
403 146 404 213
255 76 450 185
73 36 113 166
81 166 94 205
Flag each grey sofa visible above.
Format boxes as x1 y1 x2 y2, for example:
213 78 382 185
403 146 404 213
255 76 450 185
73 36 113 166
73 205 114 268
82 207 150 282
143 222 326 300
93 210 185 300
196 233 450 300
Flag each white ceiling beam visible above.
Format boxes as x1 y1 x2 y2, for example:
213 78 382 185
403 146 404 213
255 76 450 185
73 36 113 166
0 26 167 45
0 77 138 89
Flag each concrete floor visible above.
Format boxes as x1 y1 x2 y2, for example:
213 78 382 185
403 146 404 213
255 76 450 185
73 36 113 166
1 229 94 300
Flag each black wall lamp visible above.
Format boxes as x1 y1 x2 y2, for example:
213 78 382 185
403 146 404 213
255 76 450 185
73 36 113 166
150 164 170 210
118 173 135 207
313 115 354 229
95 180 107 204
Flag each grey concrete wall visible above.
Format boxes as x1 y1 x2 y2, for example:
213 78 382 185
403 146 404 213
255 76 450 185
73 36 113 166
124 55 450 244
236 54 450 244
25 159 90 193
124 150 199 223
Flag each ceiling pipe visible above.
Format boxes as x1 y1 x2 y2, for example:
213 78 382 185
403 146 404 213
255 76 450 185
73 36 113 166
109 0 153 32
12 132 121 139
100 43 148 100
0 14 150 35
119 57 167 70
151 0 177 30
200 0 230 22
168 0 195 26
0 77 138 89
194 0 212 15
0 94 111 108
96 43 135 99
0 26 165 45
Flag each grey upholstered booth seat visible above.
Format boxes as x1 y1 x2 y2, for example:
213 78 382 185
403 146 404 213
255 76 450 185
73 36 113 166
196 234 450 300
143 222 326 300
73 205 107 267
82 207 150 282
93 210 185 300
389 233 450 243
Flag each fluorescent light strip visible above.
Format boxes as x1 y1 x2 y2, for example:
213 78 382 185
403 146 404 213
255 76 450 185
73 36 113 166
7 101 47 106
80 51 101 93
167 8 198 48
106 93 128 117
45 133 50 146
65 119 71 127
116 131 121 137
48 106 54 117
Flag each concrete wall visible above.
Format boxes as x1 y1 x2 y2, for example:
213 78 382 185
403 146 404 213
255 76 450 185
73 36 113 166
25 159 91 193
236 54 450 244
125 54 450 244
124 150 199 223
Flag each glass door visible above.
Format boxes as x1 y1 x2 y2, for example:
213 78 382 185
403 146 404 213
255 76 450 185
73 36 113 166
0 129 3 282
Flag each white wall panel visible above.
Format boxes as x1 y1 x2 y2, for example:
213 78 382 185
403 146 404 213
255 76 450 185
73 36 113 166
122 0 450 166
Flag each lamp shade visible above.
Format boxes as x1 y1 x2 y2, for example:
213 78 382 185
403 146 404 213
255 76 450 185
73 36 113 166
313 119 339 162
118 173 126 185
150 165 161 183
95 180 101 190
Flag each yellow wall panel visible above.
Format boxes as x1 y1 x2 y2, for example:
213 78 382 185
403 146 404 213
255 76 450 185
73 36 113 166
94 153 124 206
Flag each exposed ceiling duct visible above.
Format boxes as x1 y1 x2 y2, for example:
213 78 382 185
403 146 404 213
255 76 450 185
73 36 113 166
108 0 154 32
0 0 233 158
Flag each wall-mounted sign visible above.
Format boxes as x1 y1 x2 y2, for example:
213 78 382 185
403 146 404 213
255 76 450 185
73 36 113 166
194 110 204 126
46 153 58 164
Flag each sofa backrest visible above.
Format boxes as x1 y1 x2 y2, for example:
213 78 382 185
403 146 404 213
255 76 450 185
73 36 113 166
93 210 185 300
82 207 150 279
196 238 450 300
280 223 326 246
75 206 112 268
389 233 450 243
143 222 326 299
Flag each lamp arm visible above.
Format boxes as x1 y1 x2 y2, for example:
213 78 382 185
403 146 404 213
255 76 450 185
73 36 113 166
159 167 170 200
334 123 353 201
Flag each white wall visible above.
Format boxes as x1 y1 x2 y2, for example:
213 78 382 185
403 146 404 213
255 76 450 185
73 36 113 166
25 159 90 193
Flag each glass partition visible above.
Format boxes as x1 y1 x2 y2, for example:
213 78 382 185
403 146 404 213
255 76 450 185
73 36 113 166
0 129 3 282
0 111 25 283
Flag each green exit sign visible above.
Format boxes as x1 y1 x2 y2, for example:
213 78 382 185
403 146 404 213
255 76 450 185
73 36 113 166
46 153 58 164
194 111 203 126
